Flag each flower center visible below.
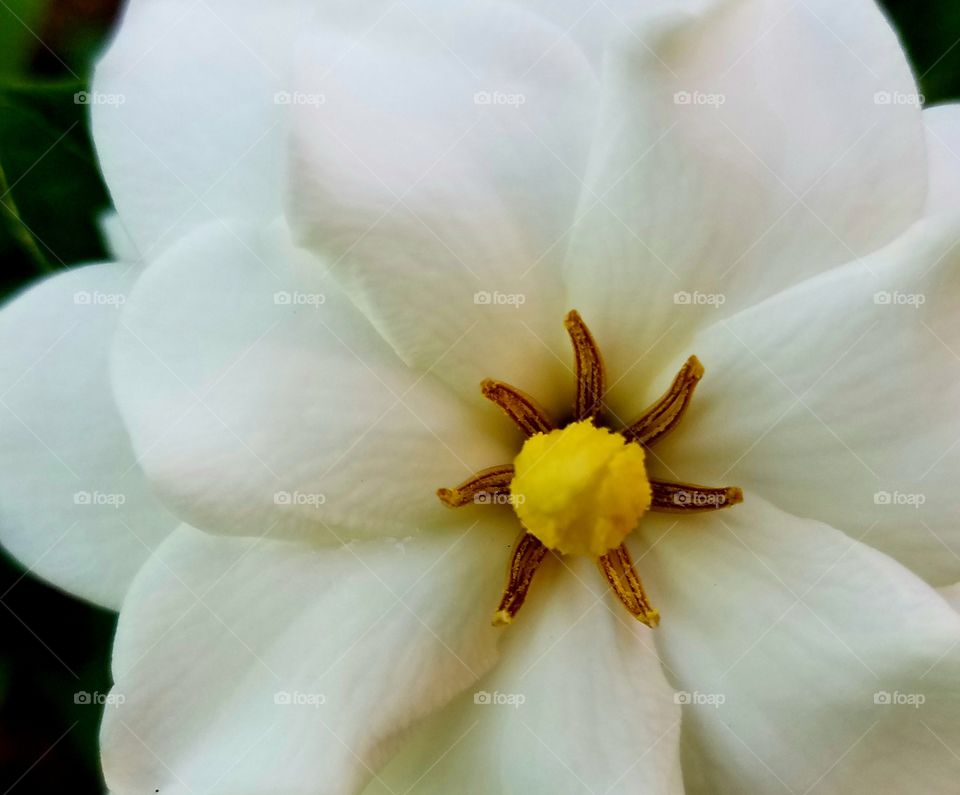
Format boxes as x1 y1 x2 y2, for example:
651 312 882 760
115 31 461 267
436 310 743 628
511 421 651 557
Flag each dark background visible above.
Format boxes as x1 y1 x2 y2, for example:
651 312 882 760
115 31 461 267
0 1 958 791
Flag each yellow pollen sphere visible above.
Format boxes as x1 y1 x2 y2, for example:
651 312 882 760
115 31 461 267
510 420 652 557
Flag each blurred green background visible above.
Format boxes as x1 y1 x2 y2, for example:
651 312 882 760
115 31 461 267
0 0 959 791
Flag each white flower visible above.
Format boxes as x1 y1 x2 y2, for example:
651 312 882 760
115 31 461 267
2 0 960 793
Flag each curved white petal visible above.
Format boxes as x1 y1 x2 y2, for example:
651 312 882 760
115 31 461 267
649 214 960 585
564 0 928 415
636 496 960 794
287 0 598 411
102 520 511 795
366 555 683 794
923 104 960 216
0 265 177 608
111 219 513 544
92 0 315 257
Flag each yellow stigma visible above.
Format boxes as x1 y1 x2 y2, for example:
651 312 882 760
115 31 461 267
510 420 651 557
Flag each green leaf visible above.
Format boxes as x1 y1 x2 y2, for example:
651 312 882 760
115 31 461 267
0 0 49 76
0 79 111 291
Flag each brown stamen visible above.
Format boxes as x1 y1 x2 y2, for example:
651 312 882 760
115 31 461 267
565 309 605 422
481 379 553 437
493 532 549 626
650 480 743 513
437 464 515 508
598 543 659 627
623 356 703 446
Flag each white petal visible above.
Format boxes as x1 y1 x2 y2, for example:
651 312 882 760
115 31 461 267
938 583 960 613
287 1 598 411
923 104 960 216
111 219 513 543
650 214 960 584
102 521 511 795
506 0 658 67
92 0 314 257
636 496 960 794
366 555 683 794
0 265 176 608
564 0 928 414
